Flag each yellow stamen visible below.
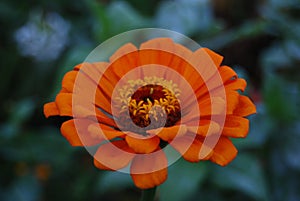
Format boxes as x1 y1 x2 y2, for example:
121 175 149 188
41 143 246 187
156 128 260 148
114 76 181 134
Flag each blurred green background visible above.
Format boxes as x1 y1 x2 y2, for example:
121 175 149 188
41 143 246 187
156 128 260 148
1 0 300 201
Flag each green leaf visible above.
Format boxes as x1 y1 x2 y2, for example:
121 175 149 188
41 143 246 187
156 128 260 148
2 174 41 201
87 0 153 43
9 98 35 126
95 171 134 193
159 157 208 201
155 0 213 35
233 104 273 149
263 76 298 123
211 154 269 201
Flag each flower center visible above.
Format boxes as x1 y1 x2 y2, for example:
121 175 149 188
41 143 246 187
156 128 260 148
114 77 181 135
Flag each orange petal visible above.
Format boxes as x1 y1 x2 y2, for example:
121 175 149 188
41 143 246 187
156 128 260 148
94 140 135 170
75 62 110 85
73 63 112 114
181 140 203 162
200 96 226 116
61 71 78 92
108 43 140 81
181 96 226 123
147 125 187 141
88 123 125 140
180 102 201 123
164 44 201 98
224 78 247 92
203 48 223 67
196 72 243 97
138 49 170 78
73 63 83 71
60 119 103 146
184 137 214 162
92 62 119 86
222 115 249 138
233 95 257 117
76 62 119 94
110 43 138 62
73 105 117 127
109 51 140 80
190 48 219 83
59 88 69 93
165 43 196 94
94 89 113 115
140 37 174 50
172 134 201 162
176 58 203 94
195 89 238 115
194 79 218 99
169 43 193 75
139 38 216 105
183 58 226 108
131 169 167 189
125 135 160 154
170 134 213 162
44 102 59 118
96 69 118 103
187 120 220 137
169 133 196 158
219 65 237 83
74 63 111 113
139 38 174 66
192 65 238 99
183 90 242 124
226 91 240 115
139 38 204 95
97 76 115 102
210 136 237 166
130 149 168 189
55 93 73 116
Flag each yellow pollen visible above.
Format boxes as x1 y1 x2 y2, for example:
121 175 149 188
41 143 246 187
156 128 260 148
113 76 181 134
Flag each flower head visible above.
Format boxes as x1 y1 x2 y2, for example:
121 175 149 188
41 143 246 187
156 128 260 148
44 37 256 189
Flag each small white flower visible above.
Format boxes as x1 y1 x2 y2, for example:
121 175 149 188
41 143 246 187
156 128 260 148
15 11 70 62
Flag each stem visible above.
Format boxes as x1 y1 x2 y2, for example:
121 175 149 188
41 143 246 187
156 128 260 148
140 187 157 201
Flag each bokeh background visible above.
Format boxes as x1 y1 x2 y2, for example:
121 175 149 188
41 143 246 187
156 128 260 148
1 0 300 201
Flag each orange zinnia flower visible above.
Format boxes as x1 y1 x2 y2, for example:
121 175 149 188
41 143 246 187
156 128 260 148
44 38 256 189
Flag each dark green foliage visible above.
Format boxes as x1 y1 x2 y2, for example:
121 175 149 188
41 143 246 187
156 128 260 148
1 0 300 200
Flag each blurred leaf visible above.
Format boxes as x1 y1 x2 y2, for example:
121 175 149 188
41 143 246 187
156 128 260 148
2 0 300 201
106 1 151 33
260 42 294 76
233 104 274 149
282 131 300 169
9 98 35 125
90 1 151 41
264 0 300 10
272 123 300 170
155 0 213 35
211 154 269 201
269 131 300 201
284 39 300 60
86 1 110 42
0 128 74 166
0 123 18 139
95 171 134 194
71 171 95 201
201 20 267 49
2 174 41 201
159 158 208 201
0 98 35 140
126 0 160 16
263 76 299 123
